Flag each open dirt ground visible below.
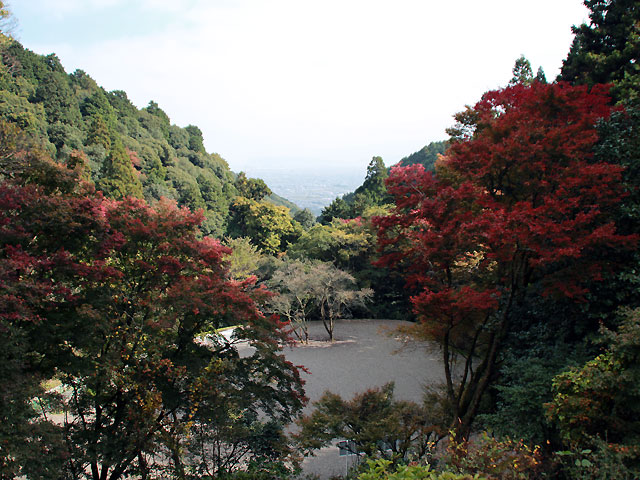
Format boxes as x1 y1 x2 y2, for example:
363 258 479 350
279 319 443 479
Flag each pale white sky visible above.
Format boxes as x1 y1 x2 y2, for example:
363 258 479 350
11 0 589 172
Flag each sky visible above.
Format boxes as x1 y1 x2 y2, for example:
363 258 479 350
10 0 590 174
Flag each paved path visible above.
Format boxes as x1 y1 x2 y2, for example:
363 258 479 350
279 319 443 479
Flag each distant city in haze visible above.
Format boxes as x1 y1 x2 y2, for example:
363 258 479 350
243 166 366 215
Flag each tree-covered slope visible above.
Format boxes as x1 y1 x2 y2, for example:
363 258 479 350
396 140 448 170
318 141 447 224
0 39 300 237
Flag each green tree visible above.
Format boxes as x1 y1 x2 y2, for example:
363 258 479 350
32 70 82 126
228 197 301 255
80 89 117 131
508 55 533 86
106 90 138 120
289 218 372 271
358 459 483 480
355 156 389 201
168 165 206 212
319 196 351 224
266 259 317 343
320 156 392 223
224 236 264 281
85 115 111 150
234 171 272 201
295 383 436 462
67 148 92 182
547 309 640 475
144 100 170 140
185 124 206 153
293 208 315 229
0 90 48 139
560 0 640 101
397 141 448 170
310 262 372 341
98 139 143 199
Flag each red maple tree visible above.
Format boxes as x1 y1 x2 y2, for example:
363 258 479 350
0 124 305 478
375 81 635 439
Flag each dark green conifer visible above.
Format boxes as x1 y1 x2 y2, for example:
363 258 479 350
98 139 143 199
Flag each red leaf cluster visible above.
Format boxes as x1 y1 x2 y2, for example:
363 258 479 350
376 82 635 335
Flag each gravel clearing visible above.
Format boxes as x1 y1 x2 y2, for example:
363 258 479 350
279 319 444 479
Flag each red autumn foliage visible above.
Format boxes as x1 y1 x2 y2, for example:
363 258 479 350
0 137 305 478
375 81 636 439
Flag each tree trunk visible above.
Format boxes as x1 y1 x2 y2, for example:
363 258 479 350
452 287 516 442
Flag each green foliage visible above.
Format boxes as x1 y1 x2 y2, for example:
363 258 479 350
554 440 640 480
0 36 246 234
354 156 389 203
80 89 117 131
441 433 543 480
547 309 640 461
85 114 111 150
67 149 92 181
290 219 372 270
560 0 640 102
234 171 272 201
144 100 170 139
228 196 302 255
224 236 264 281
290 209 410 319
185 124 206 152
358 459 483 480
215 457 299 479
595 100 640 234
319 195 351 223
106 89 138 119
47 121 84 154
478 302 594 447
508 55 534 86
69 69 99 103
295 383 437 462
97 139 143 199
168 164 206 211
32 70 82 126
320 156 393 223
196 171 224 208
397 141 448 170
293 208 316 228
0 89 48 139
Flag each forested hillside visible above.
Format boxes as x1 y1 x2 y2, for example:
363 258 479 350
318 140 447 224
0 38 300 238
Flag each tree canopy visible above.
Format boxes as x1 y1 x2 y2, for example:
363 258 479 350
0 124 305 479
560 0 640 101
375 81 634 440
